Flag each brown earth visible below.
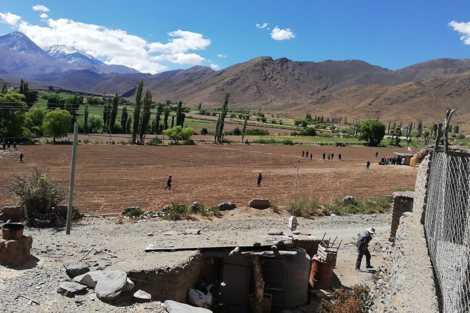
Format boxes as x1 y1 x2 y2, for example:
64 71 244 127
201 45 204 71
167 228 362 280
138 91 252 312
0 144 416 215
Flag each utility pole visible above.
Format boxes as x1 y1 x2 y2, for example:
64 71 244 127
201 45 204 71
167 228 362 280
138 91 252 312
292 159 300 215
66 123 78 235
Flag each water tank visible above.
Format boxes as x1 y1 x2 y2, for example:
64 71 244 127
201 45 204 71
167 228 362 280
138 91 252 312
262 247 311 312
284 247 311 309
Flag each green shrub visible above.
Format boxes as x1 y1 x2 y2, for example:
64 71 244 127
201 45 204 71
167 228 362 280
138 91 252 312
282 139 294 145
457 134 465 139
124 207 143 218
163 202 190 221
201 128 208 135
253 139 277 144
209 206 222 218
291 197 323 217
148 137 163 145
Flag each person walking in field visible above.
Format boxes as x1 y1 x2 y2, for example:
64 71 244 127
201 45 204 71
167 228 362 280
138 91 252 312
355 227 375 270
19 152 24 163
164 175 172 190
13 142 16 150
375 151 379 158
322 153 325 160
302 151 305 158
338 153 342 161
366 161 370 170
331 153 334 160
2 141 5 151
257 172 262 187
310 154 313 161
306 151 309 158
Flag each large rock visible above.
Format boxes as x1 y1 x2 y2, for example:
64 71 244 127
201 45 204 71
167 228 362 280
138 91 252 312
57 282 88 297
249 199 271 210
164 300 212 313
63 261 90 278
73 271 104 288
95 270 127 303
218 202 237 211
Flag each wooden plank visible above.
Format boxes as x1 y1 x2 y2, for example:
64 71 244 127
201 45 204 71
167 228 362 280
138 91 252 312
145 244 273 253
251 256 265 313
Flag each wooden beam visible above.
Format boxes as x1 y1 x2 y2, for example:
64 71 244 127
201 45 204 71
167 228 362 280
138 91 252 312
251 256 265 313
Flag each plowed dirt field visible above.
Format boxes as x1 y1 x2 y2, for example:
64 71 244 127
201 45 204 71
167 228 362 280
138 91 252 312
0 144 417 215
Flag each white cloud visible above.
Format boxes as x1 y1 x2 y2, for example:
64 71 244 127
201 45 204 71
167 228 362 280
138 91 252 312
270 26 295 41
32 5 50 12
210 64 219 70
217 54 227 58
0 12 21 26
0 12 212 74
449 21 470 45
40 13 48 19
256 23 268 29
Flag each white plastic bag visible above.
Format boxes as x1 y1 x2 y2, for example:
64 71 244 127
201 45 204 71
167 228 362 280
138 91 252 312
188 289 206 307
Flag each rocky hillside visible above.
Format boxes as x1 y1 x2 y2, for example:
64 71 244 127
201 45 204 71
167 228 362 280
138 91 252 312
289 71 470 125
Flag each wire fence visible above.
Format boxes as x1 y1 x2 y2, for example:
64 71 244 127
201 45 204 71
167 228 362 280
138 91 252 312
425 150 470 313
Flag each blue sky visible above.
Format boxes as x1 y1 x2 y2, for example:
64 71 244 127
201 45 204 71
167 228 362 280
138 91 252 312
1 0 470 73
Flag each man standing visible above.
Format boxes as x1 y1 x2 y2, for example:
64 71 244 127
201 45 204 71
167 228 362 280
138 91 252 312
338 153 342 161
310 154 312 161
19 152 24 163
302 151 304 158
306 151 309 158
322 153 325 160
366 161 370 170
164 175 172 190
13 142 16 150
355 227 375 270
257 172 262 187
375 151 379 158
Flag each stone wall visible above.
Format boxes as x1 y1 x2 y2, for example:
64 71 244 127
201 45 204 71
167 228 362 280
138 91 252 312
370 213 439 312
411 154 431 224
370 154 439 312
389 191 414 240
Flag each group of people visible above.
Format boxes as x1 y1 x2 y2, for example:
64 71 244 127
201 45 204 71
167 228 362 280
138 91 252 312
2 140 16 151
379 155 407 166
301 151 342 161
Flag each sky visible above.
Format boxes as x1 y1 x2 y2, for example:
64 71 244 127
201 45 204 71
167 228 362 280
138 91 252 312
1 1 470 74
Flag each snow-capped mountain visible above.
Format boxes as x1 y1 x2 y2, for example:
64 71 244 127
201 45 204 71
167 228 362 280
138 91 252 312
45 45 104 66
0 31 50 57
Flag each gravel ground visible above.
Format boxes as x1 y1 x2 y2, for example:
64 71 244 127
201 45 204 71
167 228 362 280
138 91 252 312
0 212 392 313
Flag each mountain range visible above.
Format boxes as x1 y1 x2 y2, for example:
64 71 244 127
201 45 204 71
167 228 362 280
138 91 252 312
1 31 470 124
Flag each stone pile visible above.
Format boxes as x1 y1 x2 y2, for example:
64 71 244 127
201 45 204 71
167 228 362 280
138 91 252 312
58 260 151 305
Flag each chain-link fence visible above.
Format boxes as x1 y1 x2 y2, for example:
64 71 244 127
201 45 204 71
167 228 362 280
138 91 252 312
425 151 470 313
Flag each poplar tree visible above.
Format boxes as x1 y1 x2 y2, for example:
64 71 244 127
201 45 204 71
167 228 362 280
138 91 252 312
132 81 144 143
171 115 175 128
139 90 152 142
1 82 7 94
163 108 170 130
214 93 230 143
121 106 128 133
84 105 89 134
109 93 119 133
241 114 249 143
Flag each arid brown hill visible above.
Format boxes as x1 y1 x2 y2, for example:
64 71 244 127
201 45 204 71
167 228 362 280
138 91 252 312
86 57 407 108
289 71 470 126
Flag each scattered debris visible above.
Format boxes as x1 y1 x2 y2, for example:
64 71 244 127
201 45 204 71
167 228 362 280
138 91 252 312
133 290 152 302
73 271 104 288
15 294 40 305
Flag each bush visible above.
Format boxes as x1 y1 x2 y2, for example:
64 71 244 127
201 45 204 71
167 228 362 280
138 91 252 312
148 137 163 145
163 202 190 221
282 139 294 145
233 127 242 135
245 129 270 136
328 196 392 215
201 128 208 135
123 207 143 218
317 285 370 313
291 197 323 217
10 167 67 226
457 134 465 139
253 139 277 144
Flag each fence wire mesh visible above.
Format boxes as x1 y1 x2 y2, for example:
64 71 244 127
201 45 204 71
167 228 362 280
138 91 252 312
425 151 470 313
